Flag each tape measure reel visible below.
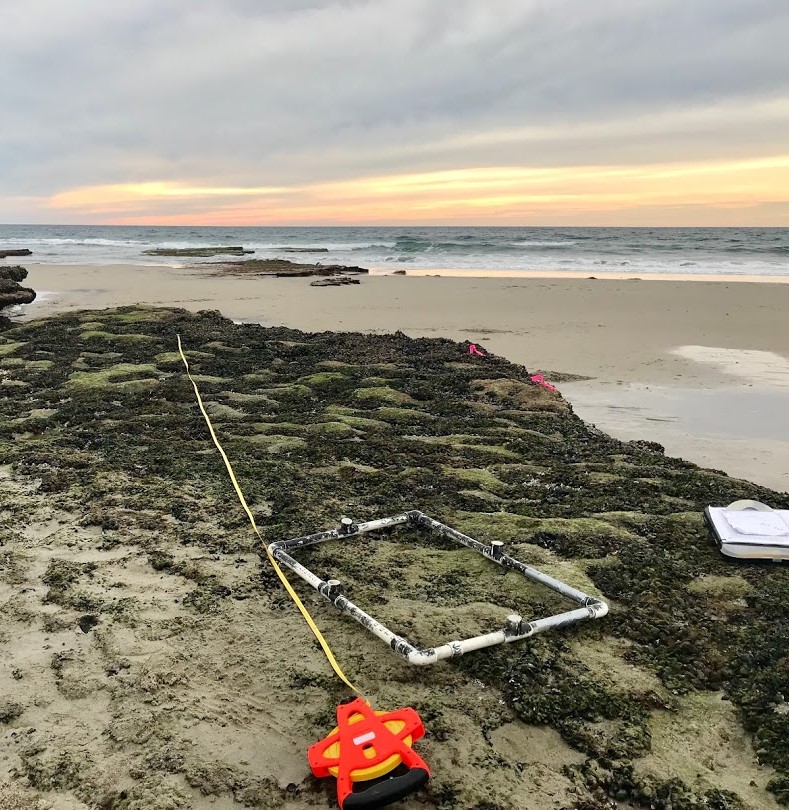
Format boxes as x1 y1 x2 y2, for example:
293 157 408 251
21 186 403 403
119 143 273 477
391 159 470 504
309 697 430 809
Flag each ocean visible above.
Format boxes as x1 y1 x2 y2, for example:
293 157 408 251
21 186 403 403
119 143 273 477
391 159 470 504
1 224 788 278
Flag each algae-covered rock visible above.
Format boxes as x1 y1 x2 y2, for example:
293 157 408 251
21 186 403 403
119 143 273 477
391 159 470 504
0 304 787 810
472 377 567 412
310 276 361 287
298 371 349 386
67 362 160 388
80 330 156 343
0 340 25 356
0 264 36 324
353 385 416 405
374 405 437 423
203 401 246 421
207 258 368 277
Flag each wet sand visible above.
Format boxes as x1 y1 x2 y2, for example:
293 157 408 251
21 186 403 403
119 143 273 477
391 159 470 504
21 262 789 491
563 380 789 491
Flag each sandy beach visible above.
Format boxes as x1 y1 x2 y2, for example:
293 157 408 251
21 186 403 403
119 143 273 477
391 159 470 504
22 263 789 492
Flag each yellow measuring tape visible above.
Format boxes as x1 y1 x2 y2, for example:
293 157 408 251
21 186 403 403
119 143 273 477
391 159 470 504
177 335 360 695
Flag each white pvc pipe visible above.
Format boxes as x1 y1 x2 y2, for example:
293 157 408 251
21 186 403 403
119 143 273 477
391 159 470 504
271 511 609 665
404 605 606 665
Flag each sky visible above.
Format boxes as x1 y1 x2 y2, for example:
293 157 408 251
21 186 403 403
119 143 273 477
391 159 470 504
2 0 789 226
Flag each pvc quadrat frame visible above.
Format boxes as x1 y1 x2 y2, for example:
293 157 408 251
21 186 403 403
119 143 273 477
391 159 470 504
269 510 608 665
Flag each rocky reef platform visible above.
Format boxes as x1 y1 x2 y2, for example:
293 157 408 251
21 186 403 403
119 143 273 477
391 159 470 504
0 305 786 809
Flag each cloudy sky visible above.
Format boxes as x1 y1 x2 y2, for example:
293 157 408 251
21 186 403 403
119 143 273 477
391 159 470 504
2 0 788 225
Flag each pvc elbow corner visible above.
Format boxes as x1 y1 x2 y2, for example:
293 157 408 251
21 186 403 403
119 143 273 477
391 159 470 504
406 649 439 666
590 599 609 618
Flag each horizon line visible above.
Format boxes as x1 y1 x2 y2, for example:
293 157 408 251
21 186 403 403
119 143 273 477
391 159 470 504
2 222 789 229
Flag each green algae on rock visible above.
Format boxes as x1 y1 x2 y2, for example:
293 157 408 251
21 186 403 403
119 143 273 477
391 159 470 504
206 258 369 277
0 304 787 810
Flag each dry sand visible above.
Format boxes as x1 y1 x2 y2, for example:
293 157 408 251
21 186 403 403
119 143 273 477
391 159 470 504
22 263 789 491
22 264 789 385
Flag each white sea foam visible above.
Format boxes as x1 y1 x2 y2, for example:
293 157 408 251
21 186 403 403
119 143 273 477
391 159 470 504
509 240 576 247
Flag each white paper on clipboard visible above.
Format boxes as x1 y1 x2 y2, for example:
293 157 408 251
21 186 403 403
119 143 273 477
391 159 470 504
724 511 789 537
707 507 789 547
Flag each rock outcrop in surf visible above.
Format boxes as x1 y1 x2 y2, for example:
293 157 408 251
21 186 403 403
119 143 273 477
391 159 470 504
0 265 36 330
207 258 368 278
0 248 32 258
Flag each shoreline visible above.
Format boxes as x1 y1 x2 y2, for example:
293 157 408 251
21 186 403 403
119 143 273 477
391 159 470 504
24 261 789 283
369 265 789 283
16 262 789 491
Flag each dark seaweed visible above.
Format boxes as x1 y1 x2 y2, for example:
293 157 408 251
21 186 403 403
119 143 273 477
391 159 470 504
1 304 787 808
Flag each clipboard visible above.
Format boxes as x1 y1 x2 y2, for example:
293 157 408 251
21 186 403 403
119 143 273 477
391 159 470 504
704 504 789 562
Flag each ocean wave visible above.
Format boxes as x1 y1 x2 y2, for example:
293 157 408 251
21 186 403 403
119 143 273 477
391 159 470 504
246 242 387 252
720 244 789 255
390 238 552 254
2 237 147 247
2 225 787 277
509 240 576 247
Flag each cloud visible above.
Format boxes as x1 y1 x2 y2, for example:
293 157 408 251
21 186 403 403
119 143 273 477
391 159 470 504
1 0 788 223
40 154 789 226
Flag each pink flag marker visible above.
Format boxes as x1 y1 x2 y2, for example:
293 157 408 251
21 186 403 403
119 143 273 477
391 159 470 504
530 374 557 392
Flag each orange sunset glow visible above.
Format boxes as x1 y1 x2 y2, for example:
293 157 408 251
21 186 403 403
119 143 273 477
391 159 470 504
43 155 789 227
